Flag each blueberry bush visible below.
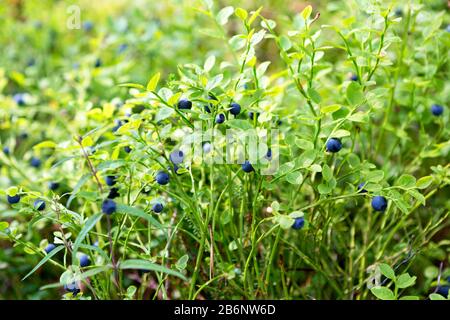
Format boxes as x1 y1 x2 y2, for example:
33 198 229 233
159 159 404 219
0 0 449 300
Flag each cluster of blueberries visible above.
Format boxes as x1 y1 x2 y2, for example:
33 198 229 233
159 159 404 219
326 138 388 212
3 89 446 294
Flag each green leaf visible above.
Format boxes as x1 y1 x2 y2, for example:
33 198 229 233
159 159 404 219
116 204 165 232
370 286 395 300
295 138 314 150
408 189 425 206
118 83 145 90
33 140 57 150
396 174 416 188
67 174 91 207
97 160 126 171
346 81 365 106
379 263 396 280
279 35 292 51
0 221 9 231
72 213 103 257
396 274 416 289
321 104 341 114
119 259 186 280
7 186 18 197
175 254 189 271
318 183 332 195
203 55 215 72
366 170 384 183
301 5 312 20
226 119 254 130
322 164 333 182
235 8 248 21
297 149 317 168
276 215 295 229
78 265 112 280
286 171 303 185
429 293 447 300
307 88 321 104
248 7 262 26
399 295 420 300
146 72 160 91
217 6 234 25
416 176 433 189
22 246 65 280
333 129 351 138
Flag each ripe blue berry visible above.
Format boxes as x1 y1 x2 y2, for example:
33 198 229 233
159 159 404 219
431 104 444 116
27 58 36 67
7 194 20 204
350 74 358 81
170 150 184 164
436 286 449 297
94 58 102 68
48 182 59 190
215 113 225 124
82 21 94 31
30 157 42 168
64 282 80 295
292 217 305 230
229 102 241 116
447 24 450 33
266 148 272 161
105 175 117 186
79 254 90 267
248 111 260 120
102 199 117 215
178 99 192 110
34 199 46 211
152 202 164 213
107 187 120 199
326 138 342 153
13 93 26 106
371 196 388 212
112 120 123 132
242 160 254 173
204 105 211 113
357 182 367 193
44 243 56 254
124 146 132 153
118 43 128 53
155 171 170 185
394 8 403 17
3 146 10 155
